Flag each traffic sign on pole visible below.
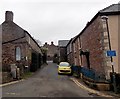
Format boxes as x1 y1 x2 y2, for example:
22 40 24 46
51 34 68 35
107 50 116 57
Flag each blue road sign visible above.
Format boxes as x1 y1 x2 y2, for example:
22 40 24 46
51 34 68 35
107 50 116 57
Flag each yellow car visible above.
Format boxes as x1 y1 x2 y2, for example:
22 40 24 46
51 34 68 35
58 62 72 75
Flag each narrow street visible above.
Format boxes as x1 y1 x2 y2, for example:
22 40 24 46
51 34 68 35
2 62 107 97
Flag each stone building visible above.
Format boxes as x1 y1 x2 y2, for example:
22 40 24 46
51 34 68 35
58 40 69 62
2 11 42 83
43 42 59 61
67 4 120 80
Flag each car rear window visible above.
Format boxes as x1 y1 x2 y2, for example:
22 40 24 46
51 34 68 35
59 62 70 66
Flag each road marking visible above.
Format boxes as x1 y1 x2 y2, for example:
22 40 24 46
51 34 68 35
0 79 24 87
41 96 47 97
6 92 16 95
70 77 113 97
6 92 20 95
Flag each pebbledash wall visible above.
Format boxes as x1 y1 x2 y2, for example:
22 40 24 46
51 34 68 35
67 4 120 80
2 11 42 83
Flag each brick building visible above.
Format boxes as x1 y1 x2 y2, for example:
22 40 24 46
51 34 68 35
43 42 59 61
66 38 75 65
67 4 120 80
2 11 42 83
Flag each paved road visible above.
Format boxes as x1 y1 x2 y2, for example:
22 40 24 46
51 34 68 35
2 62 102 97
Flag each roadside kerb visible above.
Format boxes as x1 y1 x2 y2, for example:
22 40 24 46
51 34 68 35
0 79 24 87
70 77 113 97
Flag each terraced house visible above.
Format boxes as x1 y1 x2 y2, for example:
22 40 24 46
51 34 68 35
67 4 120 81
2 11 43 83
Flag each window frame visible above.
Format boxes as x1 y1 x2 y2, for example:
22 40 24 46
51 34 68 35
15 46 21 61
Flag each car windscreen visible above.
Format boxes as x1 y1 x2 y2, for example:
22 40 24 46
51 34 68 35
59 62 70 66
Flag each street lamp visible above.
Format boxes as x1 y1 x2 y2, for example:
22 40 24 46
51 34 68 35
101 16 117 93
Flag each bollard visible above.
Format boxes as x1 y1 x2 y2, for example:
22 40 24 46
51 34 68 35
112 73 118 93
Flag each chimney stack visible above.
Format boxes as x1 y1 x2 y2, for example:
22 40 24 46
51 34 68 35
51 41 54 45
45 42 47 45
5 11 13 22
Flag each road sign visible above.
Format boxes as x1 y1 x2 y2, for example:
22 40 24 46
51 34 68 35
107 50 116 57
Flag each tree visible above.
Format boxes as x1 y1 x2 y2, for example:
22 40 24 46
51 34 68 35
41 47 48 64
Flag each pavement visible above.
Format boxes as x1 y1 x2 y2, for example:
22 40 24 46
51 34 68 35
0 79 24 87
70 77 120 98
0 63 47 87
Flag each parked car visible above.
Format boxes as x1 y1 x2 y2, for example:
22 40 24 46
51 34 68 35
57 62 72 75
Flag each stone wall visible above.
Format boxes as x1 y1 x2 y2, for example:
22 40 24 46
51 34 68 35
43 42 59 61
59 47 67 62
2 11 42 83
2 72 13 84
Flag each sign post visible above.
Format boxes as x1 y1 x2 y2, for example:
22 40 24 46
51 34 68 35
106 50 117 93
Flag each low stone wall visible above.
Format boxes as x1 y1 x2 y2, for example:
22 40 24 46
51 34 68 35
97 83 110 91
82 75 111 91
2 72 13 84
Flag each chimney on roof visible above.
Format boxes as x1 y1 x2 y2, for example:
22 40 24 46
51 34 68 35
5 11 13 22
51 41 54 45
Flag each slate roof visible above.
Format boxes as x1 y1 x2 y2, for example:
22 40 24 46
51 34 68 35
70 3 120 43
62 3 120 47
58 40 69 47
100 4 120 14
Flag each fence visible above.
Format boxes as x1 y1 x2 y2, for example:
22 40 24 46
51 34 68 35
80 67 95 80
72 65 100 81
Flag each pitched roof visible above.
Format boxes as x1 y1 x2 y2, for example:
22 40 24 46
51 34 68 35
100 4 120 14
58 40 69 47
69 3 120 44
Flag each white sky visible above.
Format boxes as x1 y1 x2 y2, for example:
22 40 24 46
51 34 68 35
0 0 120 45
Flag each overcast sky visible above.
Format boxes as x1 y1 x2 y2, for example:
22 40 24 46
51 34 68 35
0 0 120 45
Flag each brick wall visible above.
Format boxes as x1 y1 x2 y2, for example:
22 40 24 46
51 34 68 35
0 25 2 75
67 41 74 65
80 16 105 78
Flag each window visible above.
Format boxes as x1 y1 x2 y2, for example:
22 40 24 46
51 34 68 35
16 47 21 61
70 43 72 52
59 62 70 67
73 43 76 52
